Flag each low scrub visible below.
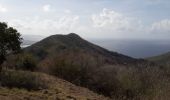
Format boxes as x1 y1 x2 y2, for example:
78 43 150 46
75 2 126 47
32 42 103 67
4 53 37 71
0 70 47 90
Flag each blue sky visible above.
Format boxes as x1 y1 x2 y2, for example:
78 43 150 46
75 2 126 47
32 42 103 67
0 0 170 39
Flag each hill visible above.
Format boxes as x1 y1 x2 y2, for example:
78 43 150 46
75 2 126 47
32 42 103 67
147 52 170 66
0 70 109 100
17 33 169 99
24 33 141 65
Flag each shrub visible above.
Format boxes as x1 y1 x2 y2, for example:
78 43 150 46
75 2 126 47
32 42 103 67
0 70 47 90
42 51 97 85
15 53 37 71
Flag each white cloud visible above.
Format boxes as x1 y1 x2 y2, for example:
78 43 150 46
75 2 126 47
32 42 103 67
43 4 51 12
7 15 80 36
151 19 170 33
91 8 142 33
4 7 169 39
64 9 71 14
0 5 7 12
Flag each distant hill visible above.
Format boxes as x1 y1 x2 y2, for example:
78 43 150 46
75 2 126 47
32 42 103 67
22 40 36 45
147 52 170 66
22 34 44 41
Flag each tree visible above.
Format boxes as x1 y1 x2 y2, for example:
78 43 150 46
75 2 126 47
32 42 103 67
0 22 22 72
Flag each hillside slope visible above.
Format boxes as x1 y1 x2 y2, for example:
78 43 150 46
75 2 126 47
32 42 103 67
147 52 170 66
24 33 140 65
0 71 110 100
22 33 167 99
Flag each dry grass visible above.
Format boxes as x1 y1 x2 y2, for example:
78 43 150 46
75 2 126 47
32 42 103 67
0 70 110 100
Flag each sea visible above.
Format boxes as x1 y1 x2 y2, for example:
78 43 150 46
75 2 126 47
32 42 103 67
90 39 170 58
21 39 170 58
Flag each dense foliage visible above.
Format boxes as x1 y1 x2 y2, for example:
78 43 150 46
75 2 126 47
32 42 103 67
0 22 22 71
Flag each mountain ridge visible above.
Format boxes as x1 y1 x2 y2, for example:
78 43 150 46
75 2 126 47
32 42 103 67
25 33 143 65
147 51 170 66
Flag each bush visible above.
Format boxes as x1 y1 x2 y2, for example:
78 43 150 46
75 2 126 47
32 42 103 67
0 70 47 90
41 51 97 85
15 53 37 71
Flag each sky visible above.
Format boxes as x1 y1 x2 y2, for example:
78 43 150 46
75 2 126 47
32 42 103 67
0 0 170 40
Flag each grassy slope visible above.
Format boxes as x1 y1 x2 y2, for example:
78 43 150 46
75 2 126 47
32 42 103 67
0 71 110 100
147 52 170 66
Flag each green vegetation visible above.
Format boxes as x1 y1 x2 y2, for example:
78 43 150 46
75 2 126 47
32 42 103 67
0 22 22 72
0 70 47 90
3 53 37 71
147 52 170 66
15 53 37 71
147 52 170 79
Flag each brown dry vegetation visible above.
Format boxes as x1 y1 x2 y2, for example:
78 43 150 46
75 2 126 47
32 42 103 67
0 70 110 100
2 33 170 100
